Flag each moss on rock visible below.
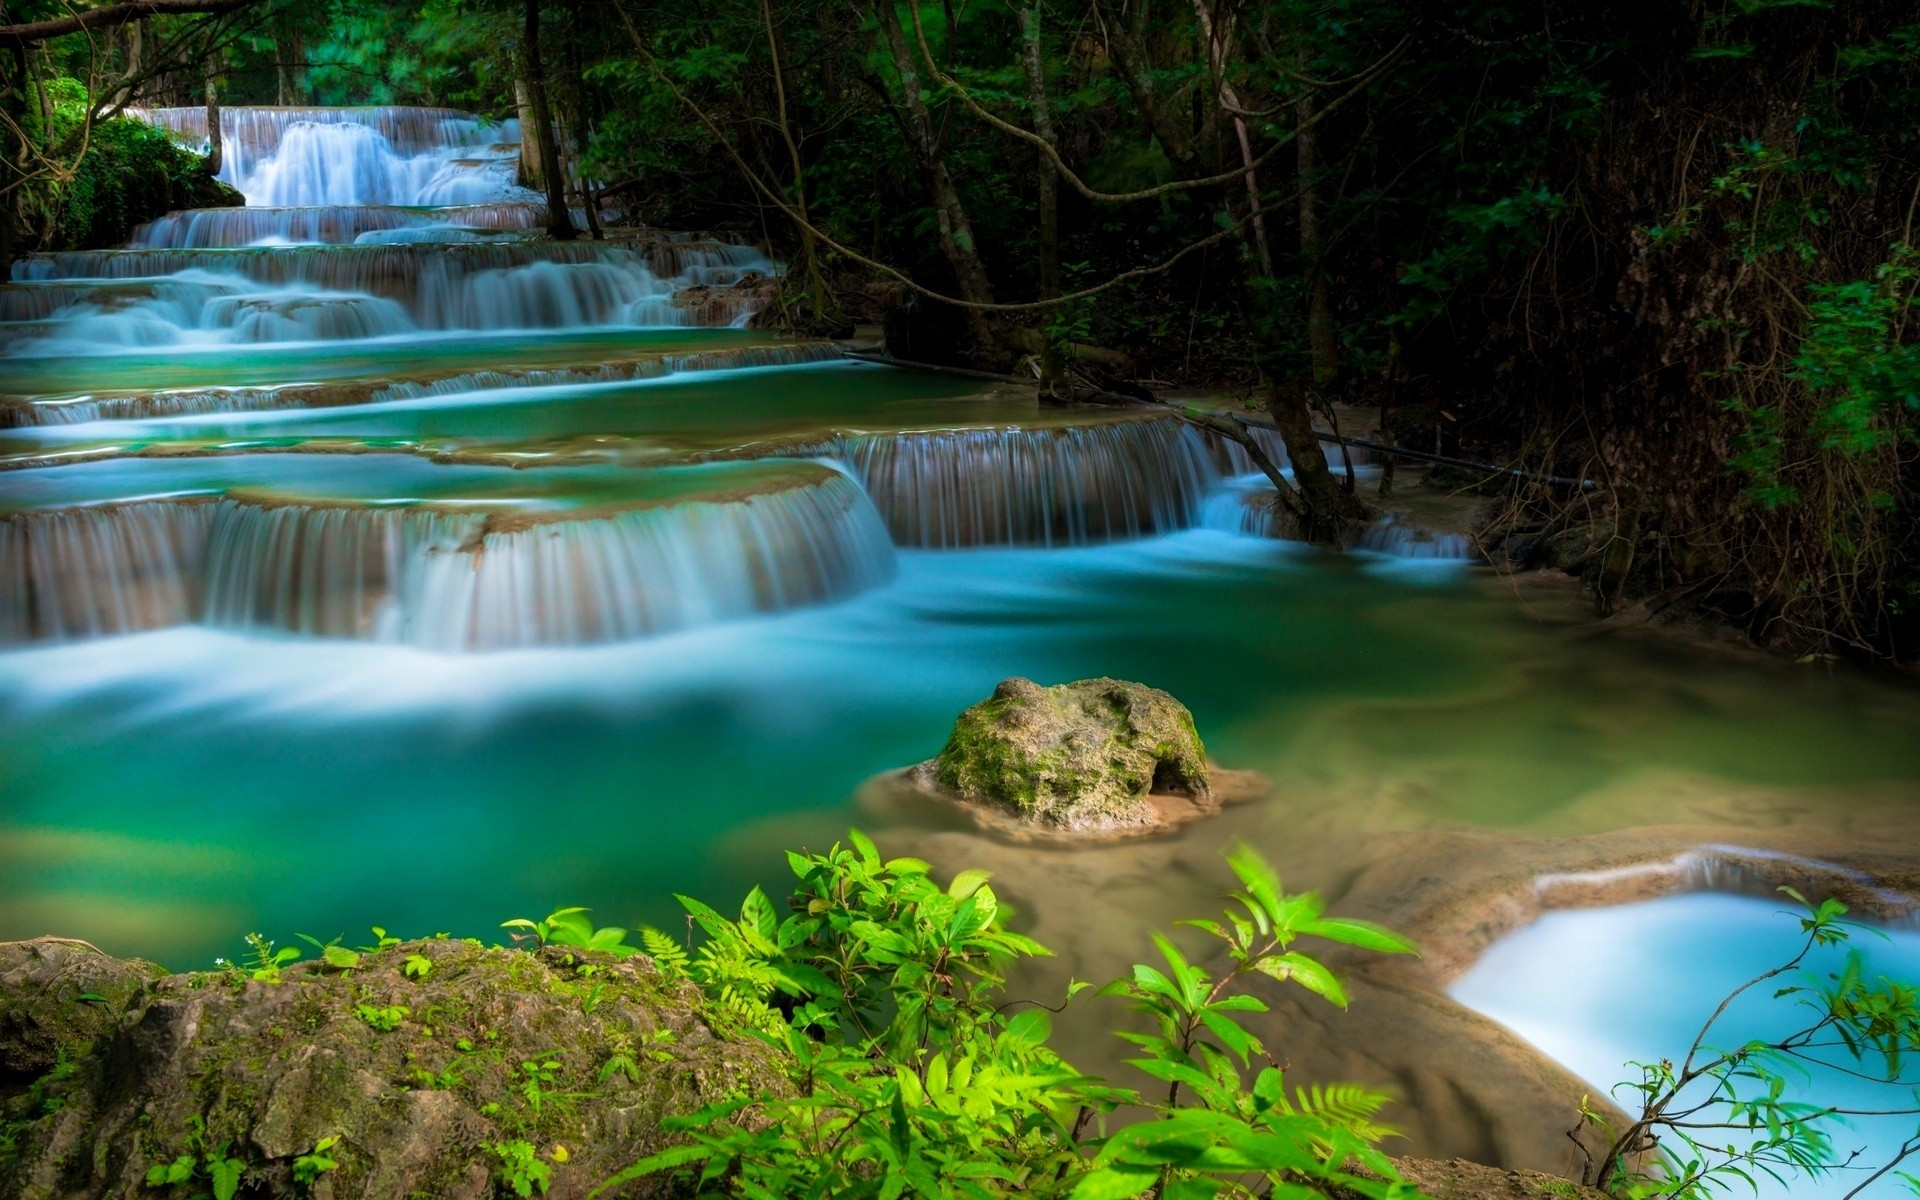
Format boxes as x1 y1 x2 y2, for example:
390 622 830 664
931 677 1212 834
0 939 164 1095
49 115 242 252
0 938 784 1200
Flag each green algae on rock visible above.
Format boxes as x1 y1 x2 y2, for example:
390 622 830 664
924 676 1219 837
0 937 783 1200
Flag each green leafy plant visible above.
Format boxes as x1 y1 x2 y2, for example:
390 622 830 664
488 1138 554 1198
501 907 638 957
232 933 301 983
519 1056 563 1117
594 831 1420 1199
353 1003 410 1032
142 1116 245 1200
296 933 363 972
403 953 434 981
291 1135 341 1185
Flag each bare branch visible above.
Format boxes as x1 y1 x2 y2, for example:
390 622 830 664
0 0 266 45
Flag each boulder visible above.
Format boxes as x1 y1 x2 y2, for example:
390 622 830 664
926 677 1215 835
0 939 166 1091
0 938 783 1200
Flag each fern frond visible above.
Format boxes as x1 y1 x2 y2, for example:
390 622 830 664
637 926 690 978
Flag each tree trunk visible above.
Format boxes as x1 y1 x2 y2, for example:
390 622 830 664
521 0 577 240
1101 0 1192 163
563 0 603 239
1191 0 1272 276
1262 380 1361 539
273 12 301 106
0 44 28 280
513 80 543 189
203 56 222 178
1022 2 1064 390
1296 69 1337 393
874 0 997 356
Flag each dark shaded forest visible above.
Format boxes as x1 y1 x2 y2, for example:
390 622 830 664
3 0 1917 659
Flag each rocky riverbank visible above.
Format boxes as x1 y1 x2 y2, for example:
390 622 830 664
1 934 1612 1200
0 936 779 1199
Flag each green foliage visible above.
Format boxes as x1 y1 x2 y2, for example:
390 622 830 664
1596 889 1920 1198
353 1002 410 1032
1794 249 1920 461
302 0 509 111
296 933 363 972
596 831 1419 1199
488 1138 554 1198
142 1116 245 1200
24 79 234 253
291 1135 341 1185
236 932 301 983
501 907 639 958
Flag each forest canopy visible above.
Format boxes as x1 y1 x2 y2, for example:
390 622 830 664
2 0 1917 659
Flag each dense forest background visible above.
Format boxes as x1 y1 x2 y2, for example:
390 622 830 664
3 0 1918 660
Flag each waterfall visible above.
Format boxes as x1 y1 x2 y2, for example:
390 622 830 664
8 103 784 348
3 386 349 427
818 417 1221 547
1202 478 1476 559
0 471 895 650
0 502 213 642
1199 477 1287 538
1354 514 1475 560
130 203 547 249
199 473 894 650
129 106 531 208
1211 424 1376 475
6 242 778 350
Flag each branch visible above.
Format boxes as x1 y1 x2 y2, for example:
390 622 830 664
0 0 266 44
908 2 1408 205
612 1 1270 314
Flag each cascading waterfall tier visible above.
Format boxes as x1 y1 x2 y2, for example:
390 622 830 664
4 241 778 347
791 416 1222 547
0 501 214 642
130 106 530 207
0 463 895 650
130 204 548 249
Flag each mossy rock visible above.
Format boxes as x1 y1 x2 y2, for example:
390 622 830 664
0 939 785 1200
1371 1157 1610 1200
36 98 241 253
0 939 165 1095
929 677 1213 834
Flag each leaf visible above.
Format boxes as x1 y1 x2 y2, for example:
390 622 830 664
1298 917 1417 955
1197 1008 1261 1058
1225 841 1284 923
321 945 362 971
1003 1007 1052 1048
1070 1166 1161 1200
208 1156 244 1200
947 868 992 899
1253 952 1350 1007
586 1144 713 1199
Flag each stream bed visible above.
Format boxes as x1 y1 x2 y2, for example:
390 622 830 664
4 102 1920 1189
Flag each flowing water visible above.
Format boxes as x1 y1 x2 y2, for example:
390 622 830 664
1453 895 1920 1198
4 103 1920 1185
